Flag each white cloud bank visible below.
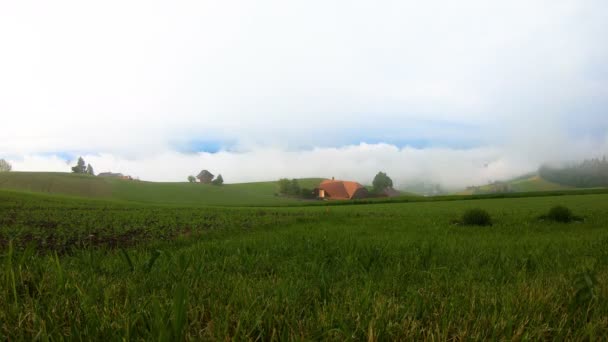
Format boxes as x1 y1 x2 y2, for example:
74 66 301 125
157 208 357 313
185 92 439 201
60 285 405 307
9 138 608 190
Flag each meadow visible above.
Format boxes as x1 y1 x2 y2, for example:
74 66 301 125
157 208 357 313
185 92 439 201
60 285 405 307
1 189 607 340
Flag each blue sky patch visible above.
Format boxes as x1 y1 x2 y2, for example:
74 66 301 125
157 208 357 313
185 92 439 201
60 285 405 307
171 139 234 153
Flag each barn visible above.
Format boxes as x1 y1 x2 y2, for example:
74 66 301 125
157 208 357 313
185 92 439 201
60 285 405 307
197 170 214 184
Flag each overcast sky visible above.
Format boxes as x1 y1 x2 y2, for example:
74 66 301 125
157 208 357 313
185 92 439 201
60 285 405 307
1 0 607 188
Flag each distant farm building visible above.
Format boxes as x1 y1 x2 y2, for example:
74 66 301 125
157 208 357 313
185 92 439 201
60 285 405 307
197 170 214 184
315 179 368 200
98 172 133 180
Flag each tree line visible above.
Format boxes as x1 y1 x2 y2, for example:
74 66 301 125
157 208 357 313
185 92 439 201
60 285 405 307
277 179 316 199
539 157 608 188
1 156 97 176
71 157 95 175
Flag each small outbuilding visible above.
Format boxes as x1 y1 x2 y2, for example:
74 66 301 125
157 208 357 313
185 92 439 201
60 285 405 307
315 179 368 200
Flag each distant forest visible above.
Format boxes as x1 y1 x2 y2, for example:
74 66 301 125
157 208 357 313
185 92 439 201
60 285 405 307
540 157 608 188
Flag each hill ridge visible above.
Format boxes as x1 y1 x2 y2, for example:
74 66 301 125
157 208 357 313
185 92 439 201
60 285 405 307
0 172 323 206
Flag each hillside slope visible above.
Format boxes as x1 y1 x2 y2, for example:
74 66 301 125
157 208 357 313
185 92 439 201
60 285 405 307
458 175 575 195
0 172 324 206
509 175 575 192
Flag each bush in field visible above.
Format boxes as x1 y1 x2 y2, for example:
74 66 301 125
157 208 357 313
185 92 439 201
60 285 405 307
461 208 492 226
299 188 316 199
548 205 573 222
543 205 581 223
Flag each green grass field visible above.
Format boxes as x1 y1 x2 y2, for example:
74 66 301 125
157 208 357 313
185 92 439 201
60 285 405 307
0 172 323 206
509 175 576 192
1 186 607 340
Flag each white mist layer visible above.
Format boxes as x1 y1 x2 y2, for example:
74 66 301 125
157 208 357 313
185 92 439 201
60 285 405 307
8 140 608 190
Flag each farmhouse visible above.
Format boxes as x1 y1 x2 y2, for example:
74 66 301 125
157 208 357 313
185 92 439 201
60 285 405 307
197 170 214 184
316 179 368 200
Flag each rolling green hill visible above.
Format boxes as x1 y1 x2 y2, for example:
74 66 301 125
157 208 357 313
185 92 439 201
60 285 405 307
458 175 576 195
0 172 324 206
509 175 575 192
1 172 598 206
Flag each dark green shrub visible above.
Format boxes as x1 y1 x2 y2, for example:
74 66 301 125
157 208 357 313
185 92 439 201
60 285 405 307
299 188 316 199
461 208 492 226
278 178 300 196
546 205 575 223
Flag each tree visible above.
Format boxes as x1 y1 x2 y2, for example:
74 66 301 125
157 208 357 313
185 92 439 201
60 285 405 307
0 159 11 172
187 175 196 183
278 178 291 194
372 171 393 193
290 179 300 195
71 157 87 174
86 164 95 176
278 178 300 196
212 174 224 186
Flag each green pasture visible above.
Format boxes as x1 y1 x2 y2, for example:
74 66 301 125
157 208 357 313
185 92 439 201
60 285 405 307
0 172 323 206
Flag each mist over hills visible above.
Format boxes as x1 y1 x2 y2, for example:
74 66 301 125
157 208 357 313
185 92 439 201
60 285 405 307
1 156 605 205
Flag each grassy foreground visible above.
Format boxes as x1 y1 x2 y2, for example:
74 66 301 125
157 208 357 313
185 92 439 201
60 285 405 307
1 191 608 340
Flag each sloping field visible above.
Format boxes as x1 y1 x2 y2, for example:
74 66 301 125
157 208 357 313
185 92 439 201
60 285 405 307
509 175 575 192
458 175 575 195
0 172 323 206
0 172 113 198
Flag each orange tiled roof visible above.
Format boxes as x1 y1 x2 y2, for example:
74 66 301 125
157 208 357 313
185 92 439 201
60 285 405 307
318 179 365 199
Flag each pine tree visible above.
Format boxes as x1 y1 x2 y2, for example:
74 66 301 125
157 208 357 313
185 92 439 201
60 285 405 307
71 157 87 174
86 164 95 176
